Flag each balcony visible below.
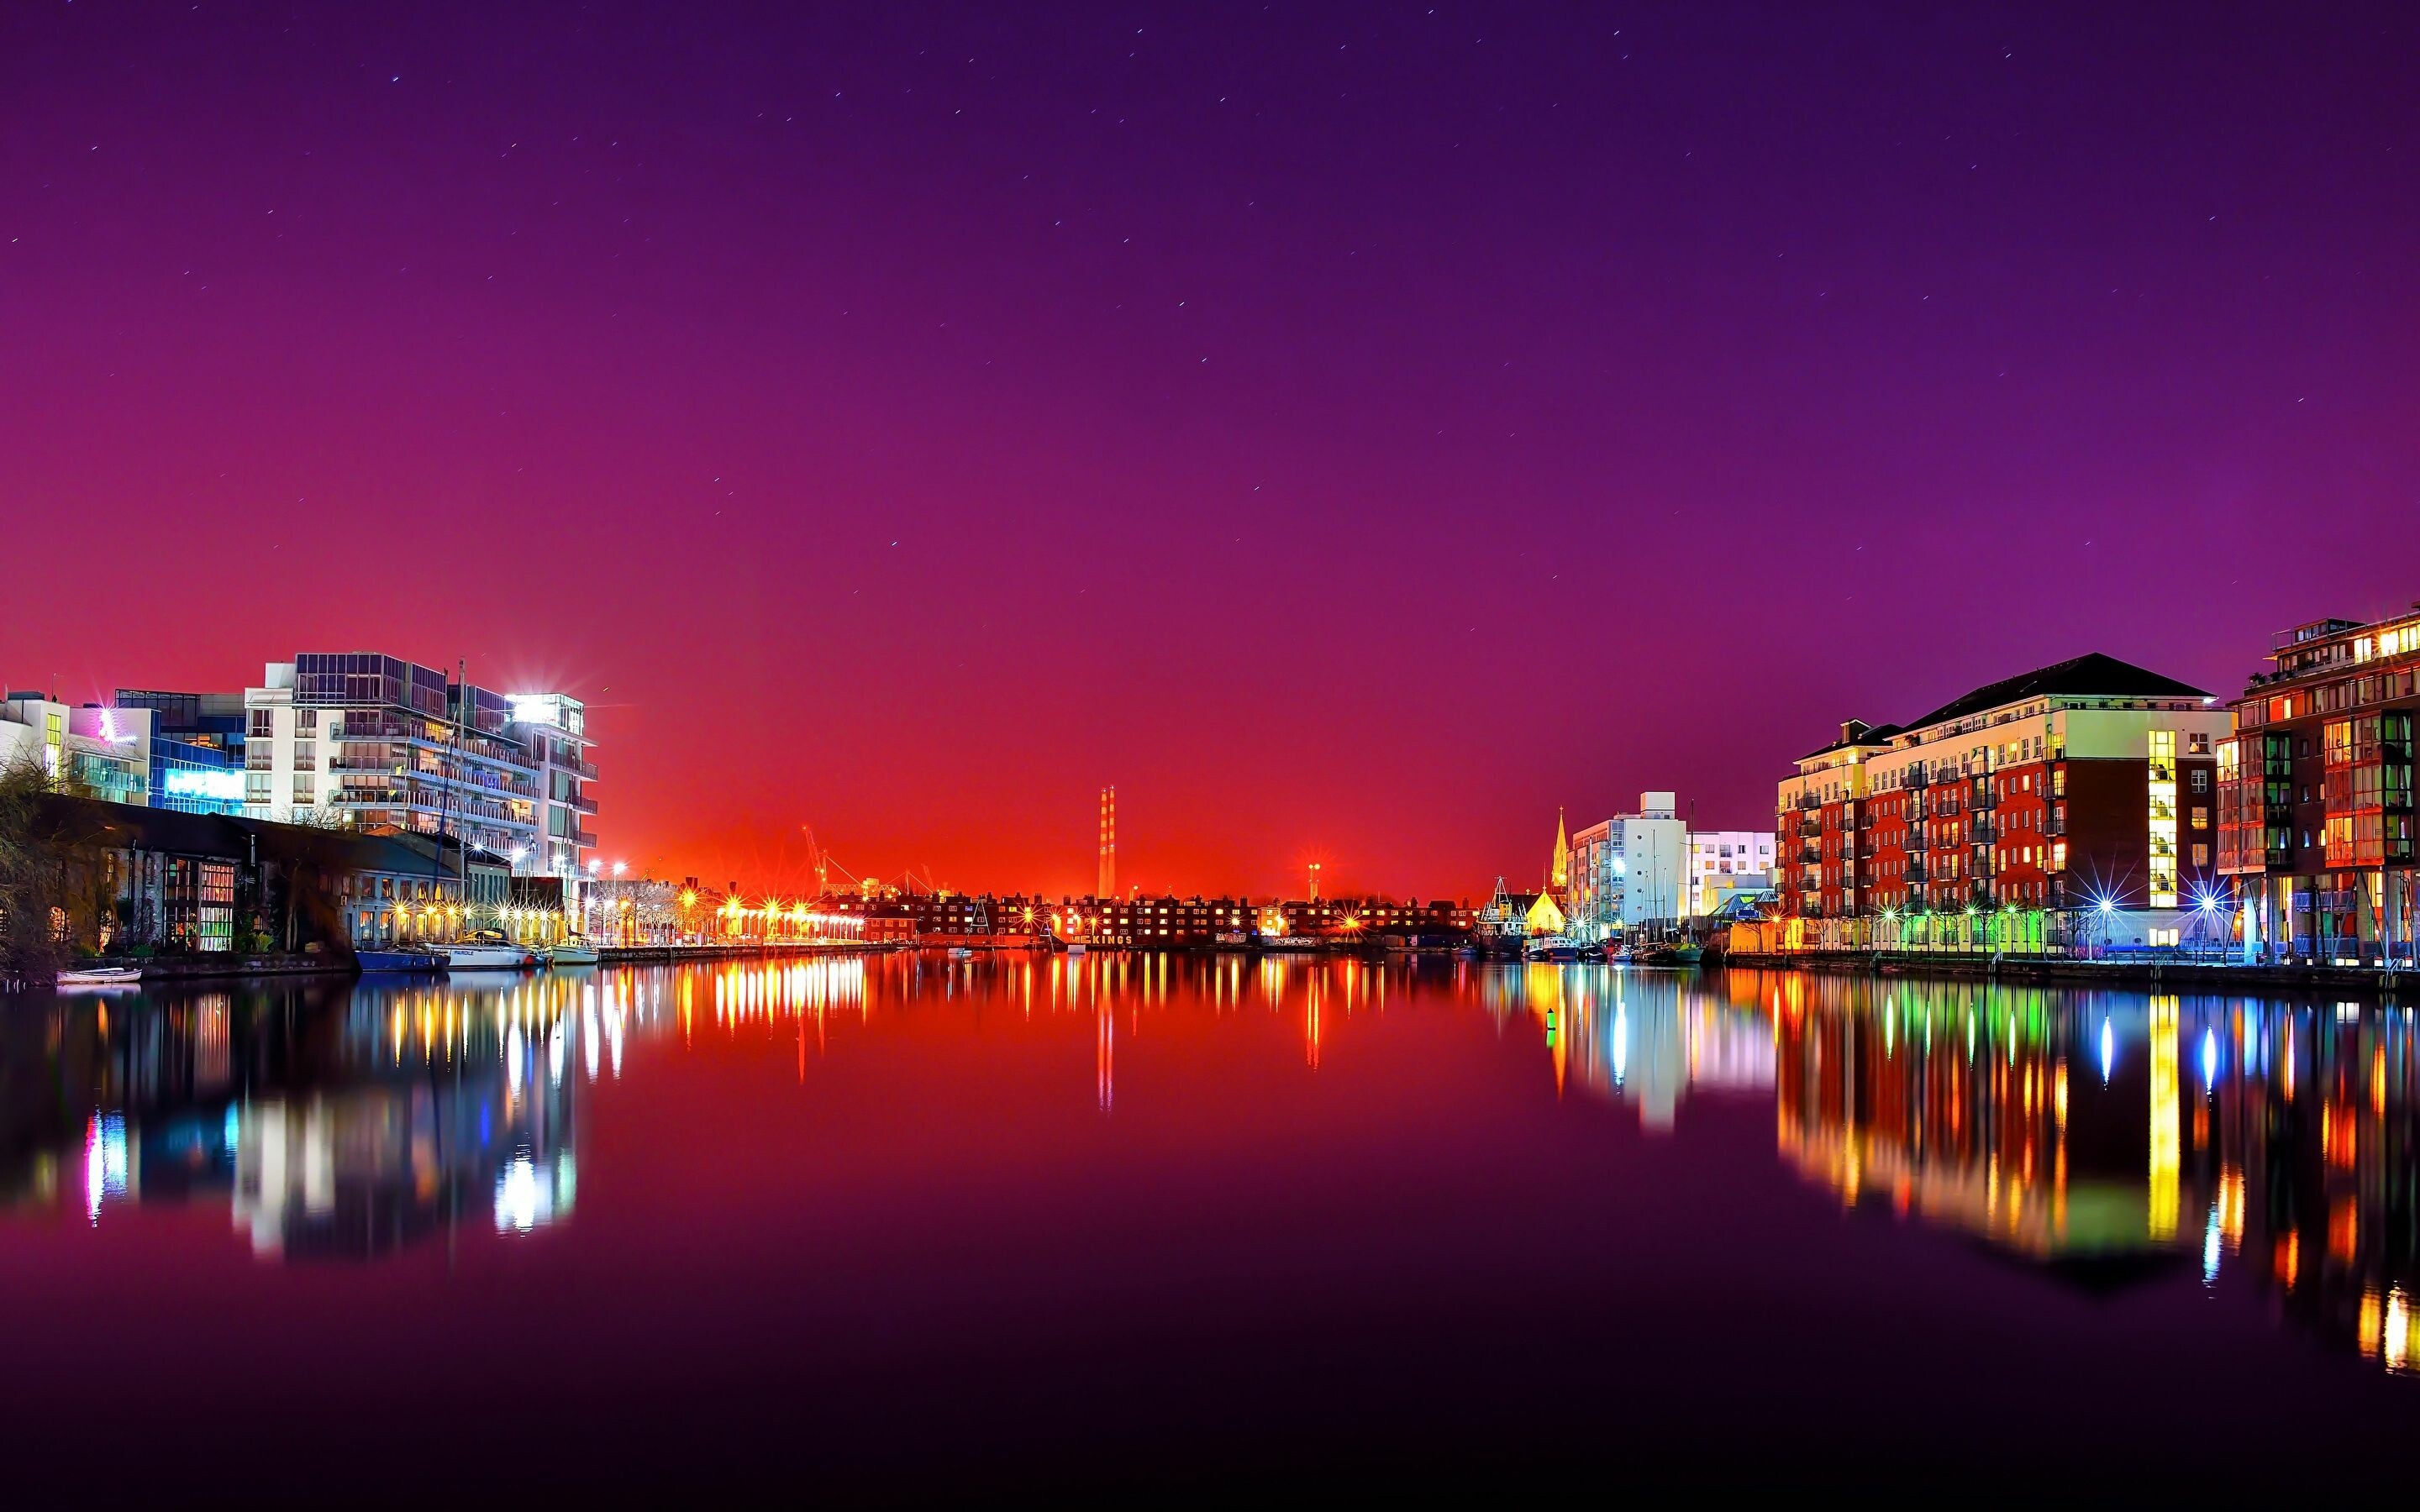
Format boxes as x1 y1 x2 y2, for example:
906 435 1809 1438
1798 818 1822 837
1796 794 1821 812
569 792 600 816
1799 846 1821 865
1905 862 1927 884
1904 769 1931 790
331 714 539 774
2044 816 2066 837
1972 821 1995 844
329 789 540 832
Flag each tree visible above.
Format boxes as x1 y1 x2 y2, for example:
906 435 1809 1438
248 809 355 956
0 754 58 979
0 756 118 976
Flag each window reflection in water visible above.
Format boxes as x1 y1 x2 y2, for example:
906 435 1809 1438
9 954 2420 1377
1739 969 2420 1373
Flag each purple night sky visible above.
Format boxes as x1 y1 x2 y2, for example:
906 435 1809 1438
3 3 2414 896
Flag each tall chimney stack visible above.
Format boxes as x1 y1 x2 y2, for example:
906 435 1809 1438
1098 785 1116 899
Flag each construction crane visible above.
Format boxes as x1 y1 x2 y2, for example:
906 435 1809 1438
802 826 861 900
802 827 949 901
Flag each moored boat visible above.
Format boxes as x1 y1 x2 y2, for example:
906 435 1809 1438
57 965 143 989
443 931 541 970
1628 940 1705 969
1523 935 1584 962
548 936 601 966
356 949 445 974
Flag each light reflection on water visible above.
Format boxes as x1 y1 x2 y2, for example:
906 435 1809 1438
8 955 2420 1378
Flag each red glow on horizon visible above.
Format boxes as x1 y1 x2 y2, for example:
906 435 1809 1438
4 6 2416 895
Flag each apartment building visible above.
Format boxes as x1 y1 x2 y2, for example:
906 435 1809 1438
1687 831 1776 916
239 654 592 874
1776 654 2230 926
0 694 151 806
1567 793 1690 937
2218 604 2420 962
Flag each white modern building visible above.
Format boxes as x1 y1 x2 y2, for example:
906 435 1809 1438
1688 830 1777 916
0 692 152 805
239 654 595 882
504 692 601 885
1566 792 1691 938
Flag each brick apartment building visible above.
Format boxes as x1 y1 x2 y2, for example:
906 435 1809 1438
1776 654 2231 925
2218 604 2420 962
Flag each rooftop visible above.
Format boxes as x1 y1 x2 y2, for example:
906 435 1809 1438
1797 718 1902 762
34 795 468 878
1897 653 2209 733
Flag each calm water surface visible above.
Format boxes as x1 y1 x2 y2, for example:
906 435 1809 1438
3 954 2416 1499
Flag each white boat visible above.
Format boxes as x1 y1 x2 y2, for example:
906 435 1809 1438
549 936 601 966
57 965 143 989
946 946 975 960
443 933 540 970
1063 942 1087 956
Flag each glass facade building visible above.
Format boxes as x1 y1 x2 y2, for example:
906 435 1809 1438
152 736 245 815
241 655 590 874
117 690 248 815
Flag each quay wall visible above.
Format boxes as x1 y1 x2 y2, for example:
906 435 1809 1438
596 942 893 964
76 953 353 980
1723 953 2413 997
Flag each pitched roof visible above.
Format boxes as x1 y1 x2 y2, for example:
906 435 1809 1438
37 795 245 857
1897 653 2210 733
1797 722 1901 762
35 795 463 877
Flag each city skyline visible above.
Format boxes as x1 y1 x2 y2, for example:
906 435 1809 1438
6 3 2415 895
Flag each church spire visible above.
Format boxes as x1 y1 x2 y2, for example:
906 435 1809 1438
1548 807 1570 895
